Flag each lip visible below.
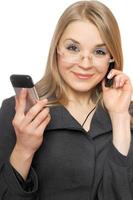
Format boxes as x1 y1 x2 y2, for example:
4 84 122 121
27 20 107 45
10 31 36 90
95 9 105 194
72 72 94 79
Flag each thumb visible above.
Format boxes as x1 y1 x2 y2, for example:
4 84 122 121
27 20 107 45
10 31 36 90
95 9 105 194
15 88 27 114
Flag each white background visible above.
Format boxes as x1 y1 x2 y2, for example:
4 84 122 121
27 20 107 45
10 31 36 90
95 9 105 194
0 0 133 106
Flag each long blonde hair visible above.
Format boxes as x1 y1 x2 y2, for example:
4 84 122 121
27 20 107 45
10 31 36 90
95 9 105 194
36 0 123 106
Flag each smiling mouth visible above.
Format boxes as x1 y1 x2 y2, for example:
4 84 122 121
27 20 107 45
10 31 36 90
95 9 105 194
72 72 94 79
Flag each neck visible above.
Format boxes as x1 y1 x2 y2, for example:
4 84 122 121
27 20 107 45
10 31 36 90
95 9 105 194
63 89 97 132
66 89 94 108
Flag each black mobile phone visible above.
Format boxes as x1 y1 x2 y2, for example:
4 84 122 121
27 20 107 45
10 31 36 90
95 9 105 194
10 74 39 112
105 61 115 87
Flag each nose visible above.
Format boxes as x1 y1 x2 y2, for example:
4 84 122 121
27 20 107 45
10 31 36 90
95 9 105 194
79 55 93 69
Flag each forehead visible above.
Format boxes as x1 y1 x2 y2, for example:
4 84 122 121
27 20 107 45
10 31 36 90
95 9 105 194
59 20 104 46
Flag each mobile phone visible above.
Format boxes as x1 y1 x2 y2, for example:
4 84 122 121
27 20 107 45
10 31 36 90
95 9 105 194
10 74 39 112
105 61 115 87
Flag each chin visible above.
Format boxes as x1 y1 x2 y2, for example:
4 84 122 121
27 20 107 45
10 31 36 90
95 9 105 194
70 85 95 93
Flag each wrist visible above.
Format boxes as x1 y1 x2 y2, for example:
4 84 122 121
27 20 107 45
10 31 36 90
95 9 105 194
111 112 131 135
113 133 131 156
10 144 34 180
110 112 131 156
11 144 35 161
109 110 130 118
110 111 131 124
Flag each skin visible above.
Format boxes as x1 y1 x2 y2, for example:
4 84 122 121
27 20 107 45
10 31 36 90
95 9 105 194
10 91 51 179
10 20 133 180
57 20 111 95
57 20 112 131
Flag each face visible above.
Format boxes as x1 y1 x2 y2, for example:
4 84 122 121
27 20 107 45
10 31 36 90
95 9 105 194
57 20 111 94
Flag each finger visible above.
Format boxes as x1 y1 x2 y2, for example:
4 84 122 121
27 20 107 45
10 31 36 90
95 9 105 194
30 107 50 128
15 88 27 114
122 79 133 93
14 96 18 111
35 114 51 136
107 69 123 79
24 99 48 125
106 70 128 88
113 74 129 88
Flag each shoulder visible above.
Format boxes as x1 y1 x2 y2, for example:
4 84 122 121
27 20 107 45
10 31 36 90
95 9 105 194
0 96 16 139
0 96 15 112
0 96 15 121
129 101 133 129
0 97 16 161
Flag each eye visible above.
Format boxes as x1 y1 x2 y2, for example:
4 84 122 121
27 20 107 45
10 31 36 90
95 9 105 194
94 49 106 56
66 44 80 52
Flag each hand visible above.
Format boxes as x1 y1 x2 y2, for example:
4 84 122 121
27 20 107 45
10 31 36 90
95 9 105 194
12 88 51 156
102 69 133 115
102 69 133 156
10 88 51 179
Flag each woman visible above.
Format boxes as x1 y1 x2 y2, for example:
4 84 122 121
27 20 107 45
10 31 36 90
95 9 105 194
0 1 133 199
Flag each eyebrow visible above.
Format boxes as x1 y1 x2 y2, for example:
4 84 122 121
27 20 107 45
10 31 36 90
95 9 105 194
65 38 106 48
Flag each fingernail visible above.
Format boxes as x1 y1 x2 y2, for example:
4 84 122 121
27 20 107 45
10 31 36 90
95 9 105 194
42 98 48 103
21 88 26 94
107 73 112 79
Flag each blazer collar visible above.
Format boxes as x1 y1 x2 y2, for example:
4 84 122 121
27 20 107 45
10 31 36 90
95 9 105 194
46 103 112 138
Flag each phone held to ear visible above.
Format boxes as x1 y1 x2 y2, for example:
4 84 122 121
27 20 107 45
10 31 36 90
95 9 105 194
105 61 115 87
10 74 39 112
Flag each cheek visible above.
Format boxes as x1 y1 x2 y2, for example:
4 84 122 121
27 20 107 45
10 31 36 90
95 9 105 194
94 58 109 74
58 59 72 76
95 64 109 77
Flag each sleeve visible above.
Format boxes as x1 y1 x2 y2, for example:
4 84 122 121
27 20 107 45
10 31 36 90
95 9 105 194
12 166 36 192
97 128 133 199
0 97 38 199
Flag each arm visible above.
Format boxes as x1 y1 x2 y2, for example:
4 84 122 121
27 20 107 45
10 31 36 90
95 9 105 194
97 128 133 200
110 112 131 156
10 88 50 180
97 70 133 199
0 89 50 199
102 69 133 156
0 97 38 199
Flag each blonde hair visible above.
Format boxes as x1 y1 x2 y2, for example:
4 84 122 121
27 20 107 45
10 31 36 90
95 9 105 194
36 0 123 106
